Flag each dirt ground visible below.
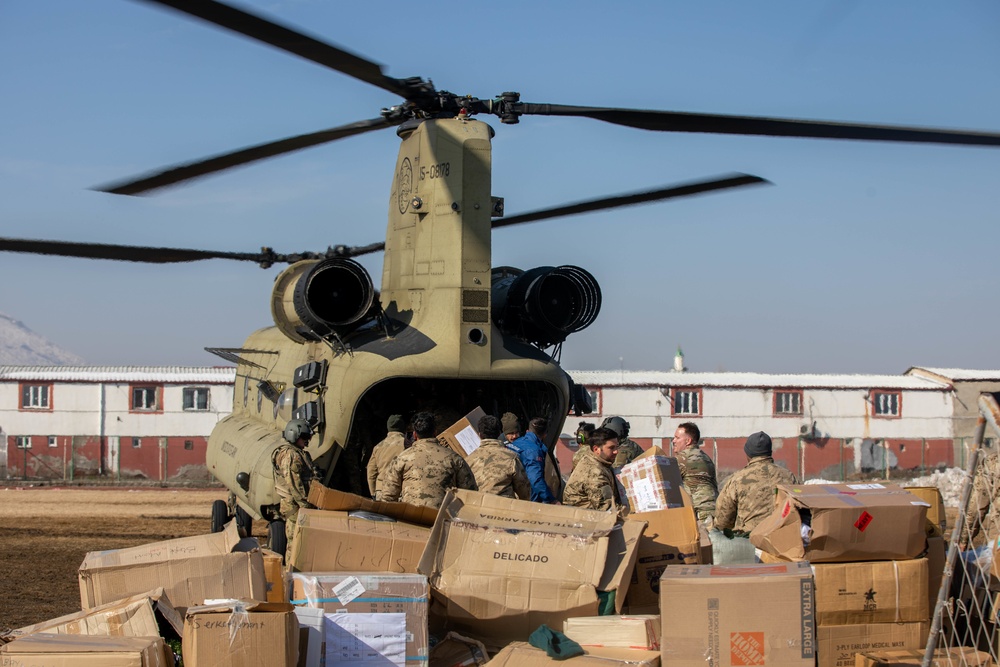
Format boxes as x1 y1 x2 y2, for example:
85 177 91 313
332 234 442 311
0 486 268 632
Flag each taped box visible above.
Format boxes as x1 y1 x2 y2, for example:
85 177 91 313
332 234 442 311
290 571 429 667
182 600 298 667
855 647 994 667
619 447 684 513
812 559 929 626
308 482 439 526
0 633 173 667
903 486 946 535
438 407 488 458
817 622 928 667
3 587 182 643
484 641 661 667
660 562 816 667
417 489 644 647
563 615 660 650
750 483 929 562
78 521 266 611
260 548 286 603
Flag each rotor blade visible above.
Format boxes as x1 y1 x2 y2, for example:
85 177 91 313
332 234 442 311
135 0 414 99
518 103 1000 147
0 237 272 264
98 117 395 195
492 173 770 229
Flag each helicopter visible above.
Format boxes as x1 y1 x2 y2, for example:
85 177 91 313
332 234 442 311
3 0 1000 550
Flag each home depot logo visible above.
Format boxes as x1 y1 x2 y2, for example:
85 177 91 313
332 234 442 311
730 632 765 666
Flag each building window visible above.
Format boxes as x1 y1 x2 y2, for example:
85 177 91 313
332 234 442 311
184 440 194 451
774 390 803 416
20 383 52 410
48 436 58 448
672 387 702 416
132 437 141 449
130 385 161 412
183 387 210 411
16 436 31 449
872 390 902 418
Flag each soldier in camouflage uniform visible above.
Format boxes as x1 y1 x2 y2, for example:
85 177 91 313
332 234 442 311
960 449 1000 549
564 427 626 514
671 422 718 523
601 416 643 468
366 414 408 499
380 411 478 509
271 418 319 547
466 415 531 499
715 431 796 536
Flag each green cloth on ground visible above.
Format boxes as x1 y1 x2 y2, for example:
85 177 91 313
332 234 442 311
528 624 585 660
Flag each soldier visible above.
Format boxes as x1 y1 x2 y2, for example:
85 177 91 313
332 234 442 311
501 412 521 444
508 417 558 503
571 421 597 471
601 416 643 468
366 414 408 499
959 449 1000 550
563 427 626 514
714 431 797 536
466 414 531 499
380 411 478 509
271 418 318 549
671 422 719 524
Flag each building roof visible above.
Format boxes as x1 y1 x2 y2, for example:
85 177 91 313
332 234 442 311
906 367 1000 382
565 370 952 390
0 366 237 384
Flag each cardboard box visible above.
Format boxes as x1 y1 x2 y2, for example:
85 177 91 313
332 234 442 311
660 562 816 667
925 535 945 615
626 492 703 613
292 607 324 667
812 559 929 626
698 520 714 565
78 521 267 611
308 482 438 526
182 600 298 667
417 489 642 646
619 447 685 513
290 572 429 667
485 642 661 667
428 631 489 667
855 647 994 667
261 548 287 603
817 623 928 667
4 588 182 643
0 634 173 667
903 486 946 535
750 484 929 562
287 508 431 574
438 407 488 458
563 615 660 650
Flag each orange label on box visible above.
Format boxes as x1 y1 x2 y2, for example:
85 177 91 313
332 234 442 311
854 511 873 532
730 632 765 666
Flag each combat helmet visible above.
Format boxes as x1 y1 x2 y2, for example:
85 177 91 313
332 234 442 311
600 416 630 441
283 418 313 445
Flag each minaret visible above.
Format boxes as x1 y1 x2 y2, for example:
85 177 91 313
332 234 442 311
673 346 687 372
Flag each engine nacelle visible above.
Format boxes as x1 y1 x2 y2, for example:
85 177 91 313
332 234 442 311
271 258 376 343
491 265 601 347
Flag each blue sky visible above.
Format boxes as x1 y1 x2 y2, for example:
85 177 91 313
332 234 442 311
1 1 998 373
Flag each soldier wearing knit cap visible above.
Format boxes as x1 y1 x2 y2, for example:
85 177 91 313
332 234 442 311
714 431 797 536
366 414 408 499
501 412 521 444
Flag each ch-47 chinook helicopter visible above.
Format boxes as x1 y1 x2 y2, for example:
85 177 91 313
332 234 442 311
4 0 1000 549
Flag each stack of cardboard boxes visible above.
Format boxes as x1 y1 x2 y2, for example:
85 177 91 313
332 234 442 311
750 483 935 667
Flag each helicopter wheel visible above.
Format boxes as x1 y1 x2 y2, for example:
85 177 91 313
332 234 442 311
235 505 253 538
268 520 287 560
210 499 228 534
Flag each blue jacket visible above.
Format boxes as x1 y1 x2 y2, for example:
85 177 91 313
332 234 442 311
507 432 555 503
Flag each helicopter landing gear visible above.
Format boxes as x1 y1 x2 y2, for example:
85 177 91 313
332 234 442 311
211 493 255 537
268 520 287 561
234 505 253 537
210 499 228 534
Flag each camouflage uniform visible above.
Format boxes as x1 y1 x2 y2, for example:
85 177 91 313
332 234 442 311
380 438 478 509
676 445 719 522
466 439 531 499
613 438 644 468
366 431 406 499
714 455 796 535
563 448 625 514
271 443 318 542
962 450 1000 547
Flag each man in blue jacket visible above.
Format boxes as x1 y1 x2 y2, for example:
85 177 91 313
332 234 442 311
507 417 558 504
